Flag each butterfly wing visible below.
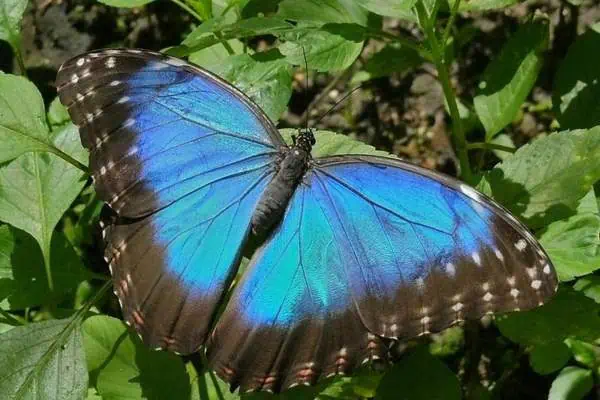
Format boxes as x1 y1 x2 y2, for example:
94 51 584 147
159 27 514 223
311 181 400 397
57 49 283 354
208 154 558 392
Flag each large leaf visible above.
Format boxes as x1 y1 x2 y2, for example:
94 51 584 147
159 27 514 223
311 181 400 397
208 50 292 122
83 315 190 399
280 129 392 158
474 20 548 140
553 23 600 130
0 0 27 50
457 0 519 11
484 127 600 229
0 318 88 399
497 288 600 367
574 275 600 304
277 0 367 71
548 366 593 400
539 212 600 281
0 74 54 163
376 347 461 400
358 0 418 21
351 43 423 84
278 23 366 71
0 123 87 287
0 226 88 310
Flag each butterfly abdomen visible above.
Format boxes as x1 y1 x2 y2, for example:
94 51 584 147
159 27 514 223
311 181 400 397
252 147 310 236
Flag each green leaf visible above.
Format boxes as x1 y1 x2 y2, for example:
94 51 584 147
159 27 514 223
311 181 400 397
0 318 88 400
553 23 600 130
280 129 392 158
485 127 600 229
376 347 461 400
0 226 88 310
457 0 519 11
47 97 71 129
168 17 295 57
188 363 237 400
0 0 27 50
98 0 156 8
529 341 571 375
351 43 423 84
0 123 87 289
279 23 365 71
358 0 418 21
497 287 600 352
574 275 600 304
277 0 367 71
548 366 593 400
188 39 244 71
539 212 600 281
209 50 292 121
0 74 55 163
565 339 600 370
474 20 548 140
429 326 464 357
82 315 190 399
277 0 368 25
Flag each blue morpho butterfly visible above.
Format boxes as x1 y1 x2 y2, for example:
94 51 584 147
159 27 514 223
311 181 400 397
56 49 558 393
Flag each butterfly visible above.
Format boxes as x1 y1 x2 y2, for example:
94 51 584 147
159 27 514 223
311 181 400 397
56 48 558 393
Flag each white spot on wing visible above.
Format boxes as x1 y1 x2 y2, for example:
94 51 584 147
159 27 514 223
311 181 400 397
510 288 519 298
110 80 121 86
117 96 130 104
106 57 116 68
76 58 85 67
531 280 542 290
472 252 481 265
71 74 79 84
445 263 456 277
483 292 493 302
543 264 551 275
515 239 527 251
494 248 504 262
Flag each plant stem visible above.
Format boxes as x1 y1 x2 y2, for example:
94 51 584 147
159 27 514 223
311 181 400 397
14 45 27 77
0 308 27 325
416 0 473 183
442 0 462 46
468 142 516 154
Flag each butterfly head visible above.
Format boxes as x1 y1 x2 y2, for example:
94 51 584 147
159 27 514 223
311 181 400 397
294 128 316 154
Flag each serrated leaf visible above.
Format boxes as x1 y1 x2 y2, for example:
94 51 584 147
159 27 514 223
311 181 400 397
0 0 27 50
98 0 156 7
277 0 366 71
548 366 593 400
82 315 190 399
485 127 600 229
0 74 55 163
376 347 461 400
279 23 365 71
0 123 87 288
474 20 548 140
553 23 600 130
208 50 292 121
529 341 571 375
0 226 88 310
0 318 88 400
574 275 600 304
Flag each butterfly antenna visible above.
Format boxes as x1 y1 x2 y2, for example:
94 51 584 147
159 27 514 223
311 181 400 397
315 84 363 126
302 46 310 132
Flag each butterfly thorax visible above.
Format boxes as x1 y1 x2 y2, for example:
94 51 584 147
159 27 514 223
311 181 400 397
251 129 315 236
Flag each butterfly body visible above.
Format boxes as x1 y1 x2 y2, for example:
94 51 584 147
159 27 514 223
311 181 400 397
252 130 313 236
56 48 558 393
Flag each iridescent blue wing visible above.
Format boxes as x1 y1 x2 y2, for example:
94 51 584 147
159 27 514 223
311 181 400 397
56 49 283 354
208 155 558 392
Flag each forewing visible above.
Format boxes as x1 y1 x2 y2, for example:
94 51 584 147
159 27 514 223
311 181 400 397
56 49 281 353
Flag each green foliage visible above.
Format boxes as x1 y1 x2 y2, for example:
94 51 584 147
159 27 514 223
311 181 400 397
473 19 548 140
0 317 88 399
1 0 600 399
